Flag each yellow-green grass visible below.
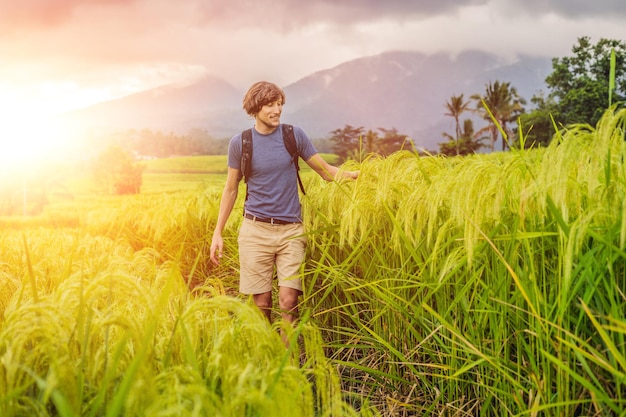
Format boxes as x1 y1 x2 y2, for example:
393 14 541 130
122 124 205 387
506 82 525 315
142 173 226 194
139 153 337 194
300 106 626 415
143 155 229 174
0 227 375 417
3 108 626 416
142 153 337 175
0 151 376 416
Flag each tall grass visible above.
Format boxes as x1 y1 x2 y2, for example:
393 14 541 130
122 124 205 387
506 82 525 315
0 193 375 416
302 106 626 415
3 107 626 415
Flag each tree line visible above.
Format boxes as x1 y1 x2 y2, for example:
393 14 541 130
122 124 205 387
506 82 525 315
100 36 625 162
440 36 626 156
104 128 230 158
6 36 619 213
93 36 625 196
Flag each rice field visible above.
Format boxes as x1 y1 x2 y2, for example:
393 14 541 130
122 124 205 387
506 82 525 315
1 107 626 416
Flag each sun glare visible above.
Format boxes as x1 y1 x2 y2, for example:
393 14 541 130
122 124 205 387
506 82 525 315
0 108 81 181
0 81 111 179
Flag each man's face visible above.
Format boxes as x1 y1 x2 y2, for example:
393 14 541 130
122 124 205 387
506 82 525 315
256 99 282 132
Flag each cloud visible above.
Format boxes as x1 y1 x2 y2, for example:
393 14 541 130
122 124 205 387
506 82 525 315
0 0 488 33
4 0 626 37
496 0 626 18
187 0 489 29
1 0 625 114
549 0 626 16
0 0 137 31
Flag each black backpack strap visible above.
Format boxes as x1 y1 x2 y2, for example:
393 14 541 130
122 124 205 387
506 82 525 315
281 124 306 195
241 128 253 183
241 128 253 204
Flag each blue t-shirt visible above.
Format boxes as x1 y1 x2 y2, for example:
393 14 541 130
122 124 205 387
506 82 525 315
228 124 318 222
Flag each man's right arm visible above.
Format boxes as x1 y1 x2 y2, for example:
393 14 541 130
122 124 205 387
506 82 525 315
305 154 359 182
210 167 241 265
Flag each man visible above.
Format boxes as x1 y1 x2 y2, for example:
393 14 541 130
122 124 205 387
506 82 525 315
210 81 358 326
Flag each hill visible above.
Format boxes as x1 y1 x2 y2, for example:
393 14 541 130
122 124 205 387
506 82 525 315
60 50 552 151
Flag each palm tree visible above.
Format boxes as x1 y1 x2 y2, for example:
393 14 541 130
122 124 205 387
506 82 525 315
471 81 526 151
440 119 488 156
444 94 471 155
364 129 379 154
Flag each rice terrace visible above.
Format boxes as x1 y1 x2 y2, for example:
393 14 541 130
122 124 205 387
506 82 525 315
0 104 624 416
1 35 626 417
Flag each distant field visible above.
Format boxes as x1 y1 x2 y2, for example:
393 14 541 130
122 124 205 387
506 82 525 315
141 173 225 194
143 153 338 174
143 155 229 174
141 153 339 193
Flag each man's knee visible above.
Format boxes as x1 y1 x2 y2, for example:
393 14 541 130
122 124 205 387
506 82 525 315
278 288 300 311
253 292 272 309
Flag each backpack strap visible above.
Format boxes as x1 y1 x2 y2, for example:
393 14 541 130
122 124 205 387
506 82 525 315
240 125 306 199
240 128 253 204
282 124 306 195
241 128 253 183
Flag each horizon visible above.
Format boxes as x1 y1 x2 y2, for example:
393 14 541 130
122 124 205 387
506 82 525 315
1 0 624 167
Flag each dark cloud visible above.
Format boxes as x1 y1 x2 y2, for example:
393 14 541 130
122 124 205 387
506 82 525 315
501 0 626 18
5 0 624 36
1 0 624 94
193 0 488 29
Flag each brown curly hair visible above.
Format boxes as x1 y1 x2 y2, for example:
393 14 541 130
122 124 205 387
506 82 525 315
242 81 286 116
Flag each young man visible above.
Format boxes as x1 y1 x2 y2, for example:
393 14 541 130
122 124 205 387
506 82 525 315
209 81 358 325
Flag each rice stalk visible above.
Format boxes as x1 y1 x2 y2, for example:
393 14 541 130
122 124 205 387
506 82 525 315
302 107 626 415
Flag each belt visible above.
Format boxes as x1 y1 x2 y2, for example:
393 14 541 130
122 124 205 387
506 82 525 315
244 213 300 225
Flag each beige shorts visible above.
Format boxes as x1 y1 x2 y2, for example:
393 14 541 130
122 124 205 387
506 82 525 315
237 218 306 294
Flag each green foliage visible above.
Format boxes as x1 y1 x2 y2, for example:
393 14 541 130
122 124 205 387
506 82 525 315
92 146 146 195
515 91 559 148
441 94 475 155
545 36 626 126
104 128 230 158
329 125 365 162
302 107 626 415
444 94 471 138
517 37 626 148
471 80 526 151
115 162 145 195
0 195 374 417
329 125 412 162
376 127 414 156
6 104 626 415
440 115 488 155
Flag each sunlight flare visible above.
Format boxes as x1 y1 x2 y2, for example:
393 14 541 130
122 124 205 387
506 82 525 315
0 114 73 170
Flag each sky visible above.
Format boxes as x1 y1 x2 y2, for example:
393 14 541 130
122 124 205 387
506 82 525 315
0 0 625 165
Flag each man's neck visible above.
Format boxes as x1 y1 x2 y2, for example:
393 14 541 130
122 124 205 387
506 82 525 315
254 121 279 135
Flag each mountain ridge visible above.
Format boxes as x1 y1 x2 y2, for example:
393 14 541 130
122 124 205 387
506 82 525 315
60 49 553 151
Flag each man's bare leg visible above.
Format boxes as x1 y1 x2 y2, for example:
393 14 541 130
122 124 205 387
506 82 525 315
253 291 272 322
278 286 301 347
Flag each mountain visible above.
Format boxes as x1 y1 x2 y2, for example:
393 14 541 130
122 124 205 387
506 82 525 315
62 76 247 135
283 50 551 150
60 50 553 151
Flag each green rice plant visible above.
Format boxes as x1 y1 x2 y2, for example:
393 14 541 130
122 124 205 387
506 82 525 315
302 106 626 415
58 184 241 292
5 105 626 415
0 220 371 416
